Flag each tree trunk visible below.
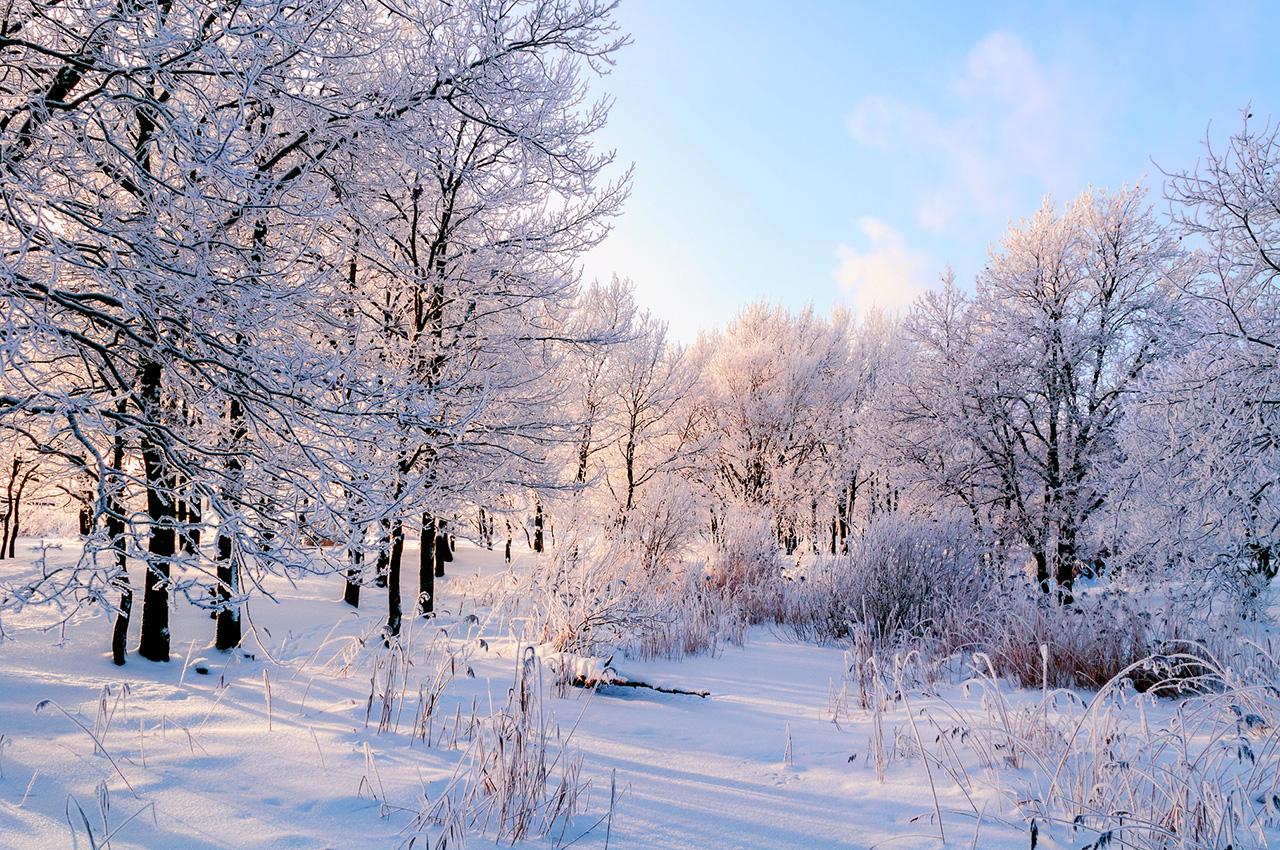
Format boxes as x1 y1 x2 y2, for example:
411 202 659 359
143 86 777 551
181 488 201 555
419 513 436 616
1055 527 1077 606
6 470 30 559
1033 549 1050 596
343 542 362 607
138 359 175 663
175 480 188 551
434 520 449 578
109 550 132 665
623 437 637 513
0 456 24 560
214 531 242 650
533 502 544 553
374 519 390 588
107 409 131 666
435 525 453 579
386 518 404 638
215 396 246 651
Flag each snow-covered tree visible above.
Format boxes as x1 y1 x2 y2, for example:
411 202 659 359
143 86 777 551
882 188 1181 600
1117 117 1280 597
0 0 632 656
694 304 862 552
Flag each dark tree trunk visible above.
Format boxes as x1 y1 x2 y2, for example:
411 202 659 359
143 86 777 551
6 471 30 559
435 526 453 578
386 518 404 638
1033 549 1050 596
533 502 544 553
1055 528 1077 606
175 481 188 550
434 520 450 578
504 519 512 564
0 457 17 561
623 436 637 513
109 554 132 665
374 520 391 588
138 359 175 663
215 396 246 651
343 542 362 607
419 513 436 616
181 489 201 555
214 531 242 650
107 409 130 666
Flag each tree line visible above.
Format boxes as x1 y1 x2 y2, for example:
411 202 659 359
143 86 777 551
2 0 1276 661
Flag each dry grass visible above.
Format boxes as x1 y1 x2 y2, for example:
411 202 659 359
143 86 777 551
418 649 587 846
919 648 1280 849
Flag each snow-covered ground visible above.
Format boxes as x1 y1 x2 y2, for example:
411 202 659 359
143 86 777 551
0 538 1274 849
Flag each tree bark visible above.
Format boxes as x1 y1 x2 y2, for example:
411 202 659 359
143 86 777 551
435 525 452 578
107 406 131 666
214 396 245 651
343 542 362 607
1033 549 1050 596
419 513 435 616
6 469 31 559
374 519 391 588
386 518 404 638
434 520 449 578
181 488 201 555
533 501 544 553
1055 527 1077 606
138 359 175 663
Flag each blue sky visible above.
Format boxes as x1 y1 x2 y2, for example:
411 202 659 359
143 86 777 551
580 0 1280 340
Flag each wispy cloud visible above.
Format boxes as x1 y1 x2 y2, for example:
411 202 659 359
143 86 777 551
833 217 930 316
847 30 1102 233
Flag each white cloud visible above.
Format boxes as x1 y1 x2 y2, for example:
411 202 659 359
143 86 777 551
833 217 929 316
846 30 1100 232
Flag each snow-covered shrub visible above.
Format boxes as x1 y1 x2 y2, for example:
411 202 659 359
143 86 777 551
705 508 785 625
981 590 1159 690
977 583 1253 693
783 512 987 646
625 572 748 661
622 475 704 575
523 536 667 657
788 512 1242 693
519 514 736 662
922 649 1280 850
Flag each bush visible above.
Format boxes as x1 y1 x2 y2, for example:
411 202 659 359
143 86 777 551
521 508 750 662
783 512 1239 694
523 536 665 657
705 508 785 625
783 512 987 646
983 590 1157 689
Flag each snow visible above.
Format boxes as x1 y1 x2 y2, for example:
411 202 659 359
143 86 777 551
0 538 1270 849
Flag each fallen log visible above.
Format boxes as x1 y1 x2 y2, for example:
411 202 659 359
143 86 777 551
538 647 710 698
570 672 709 698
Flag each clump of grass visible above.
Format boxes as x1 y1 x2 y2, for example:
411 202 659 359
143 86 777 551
914 647 1280 849
417 648 587 845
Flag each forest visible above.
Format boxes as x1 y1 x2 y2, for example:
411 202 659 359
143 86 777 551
1 1 1278 848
